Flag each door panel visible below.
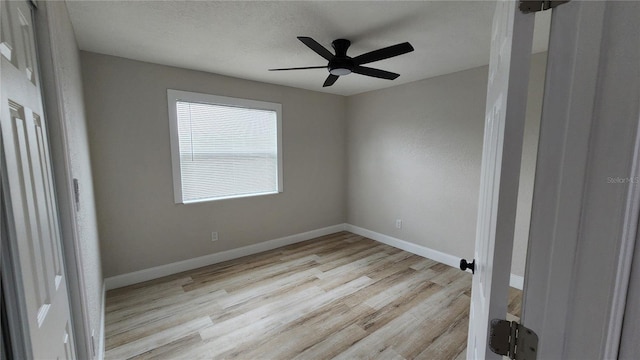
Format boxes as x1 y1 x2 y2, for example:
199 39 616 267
1 1 75 359
467 1 535 358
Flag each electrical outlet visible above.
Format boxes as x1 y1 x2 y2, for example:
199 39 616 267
211 231 218 241
395 219 402 229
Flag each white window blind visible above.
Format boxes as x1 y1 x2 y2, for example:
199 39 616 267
168 90 282 203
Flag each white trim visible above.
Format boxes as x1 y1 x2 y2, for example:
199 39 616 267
106 223 525 291
345 224 459 268
97 283 105 360
166 89 283 204
35 4 94 359
345 224 524 290
521 2 606 356
523 2 639 358
509 274 524 290
167 90 182 203
105 224 346 290
620 204 640 358
603 73 640 360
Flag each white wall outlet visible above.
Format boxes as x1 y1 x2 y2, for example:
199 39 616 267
395 219 402 229
211 231 218 241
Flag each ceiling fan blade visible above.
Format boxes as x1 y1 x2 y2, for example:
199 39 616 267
269 66 327 71
353 66 400 80
298 36 334 61
323 74 339 87
352 42 414 65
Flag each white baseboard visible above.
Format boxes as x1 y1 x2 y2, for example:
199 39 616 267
510 274 524 290
104 224 347 290
97 282 105 360
345 224 524 290
104 223 524 291
345 224 460 268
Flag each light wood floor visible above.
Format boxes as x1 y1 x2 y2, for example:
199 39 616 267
105 231 522 359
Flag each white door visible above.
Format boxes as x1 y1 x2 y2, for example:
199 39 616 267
466 1 535 359
521 1 640 358
1 1 76 359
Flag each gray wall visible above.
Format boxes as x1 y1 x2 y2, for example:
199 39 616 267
35 2 103 358
81 52 347 277
346 53 546 277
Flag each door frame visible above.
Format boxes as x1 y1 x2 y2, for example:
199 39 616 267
619 204 640 358
522 1 640 358
32 2 94 359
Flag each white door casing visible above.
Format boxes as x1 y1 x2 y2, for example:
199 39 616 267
1 1 75 359
467 1 534 359
522 1 640 358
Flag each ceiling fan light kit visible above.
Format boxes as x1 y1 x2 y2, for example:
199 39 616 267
269 36 414 87
329 67 352 76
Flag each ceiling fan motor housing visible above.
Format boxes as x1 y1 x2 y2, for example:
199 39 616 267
329 39 354 75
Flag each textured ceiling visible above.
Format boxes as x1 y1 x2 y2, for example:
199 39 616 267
66 1 550 96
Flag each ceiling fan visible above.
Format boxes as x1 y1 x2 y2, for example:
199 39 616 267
269 37 414 87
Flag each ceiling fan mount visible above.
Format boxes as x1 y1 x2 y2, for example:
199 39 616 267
269 36 414 87
331 38 351 57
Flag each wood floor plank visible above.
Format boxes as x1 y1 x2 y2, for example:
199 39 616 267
182 253 320 293
278 233 358 261
106 277 192 313
392 293 471 359
334 284 470 360
379 347 408 360
316 251 406 290
363 268 438 310
222 304 375 359
355 281 443 333
184 277 373 359
200 286 327 343
129 334 202 360
292 323 369 360
315 245 388 273
340 267 418 308
209 276 322 324
313 239 380 264
414 308 469 360
508 286 523 318
409 257 439 271
106 287 225 330
105 289 226 350
105 317 212 359
217 267 322 309
454 348 468 360
104 231 522 360
367 254 425 281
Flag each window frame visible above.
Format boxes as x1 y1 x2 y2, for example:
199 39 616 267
167 89 283 204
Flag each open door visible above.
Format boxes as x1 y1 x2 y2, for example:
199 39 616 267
1 1 76 358
521 1 640 358
466 1 535 359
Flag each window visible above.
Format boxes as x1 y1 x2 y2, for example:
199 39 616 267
168 90 282 203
